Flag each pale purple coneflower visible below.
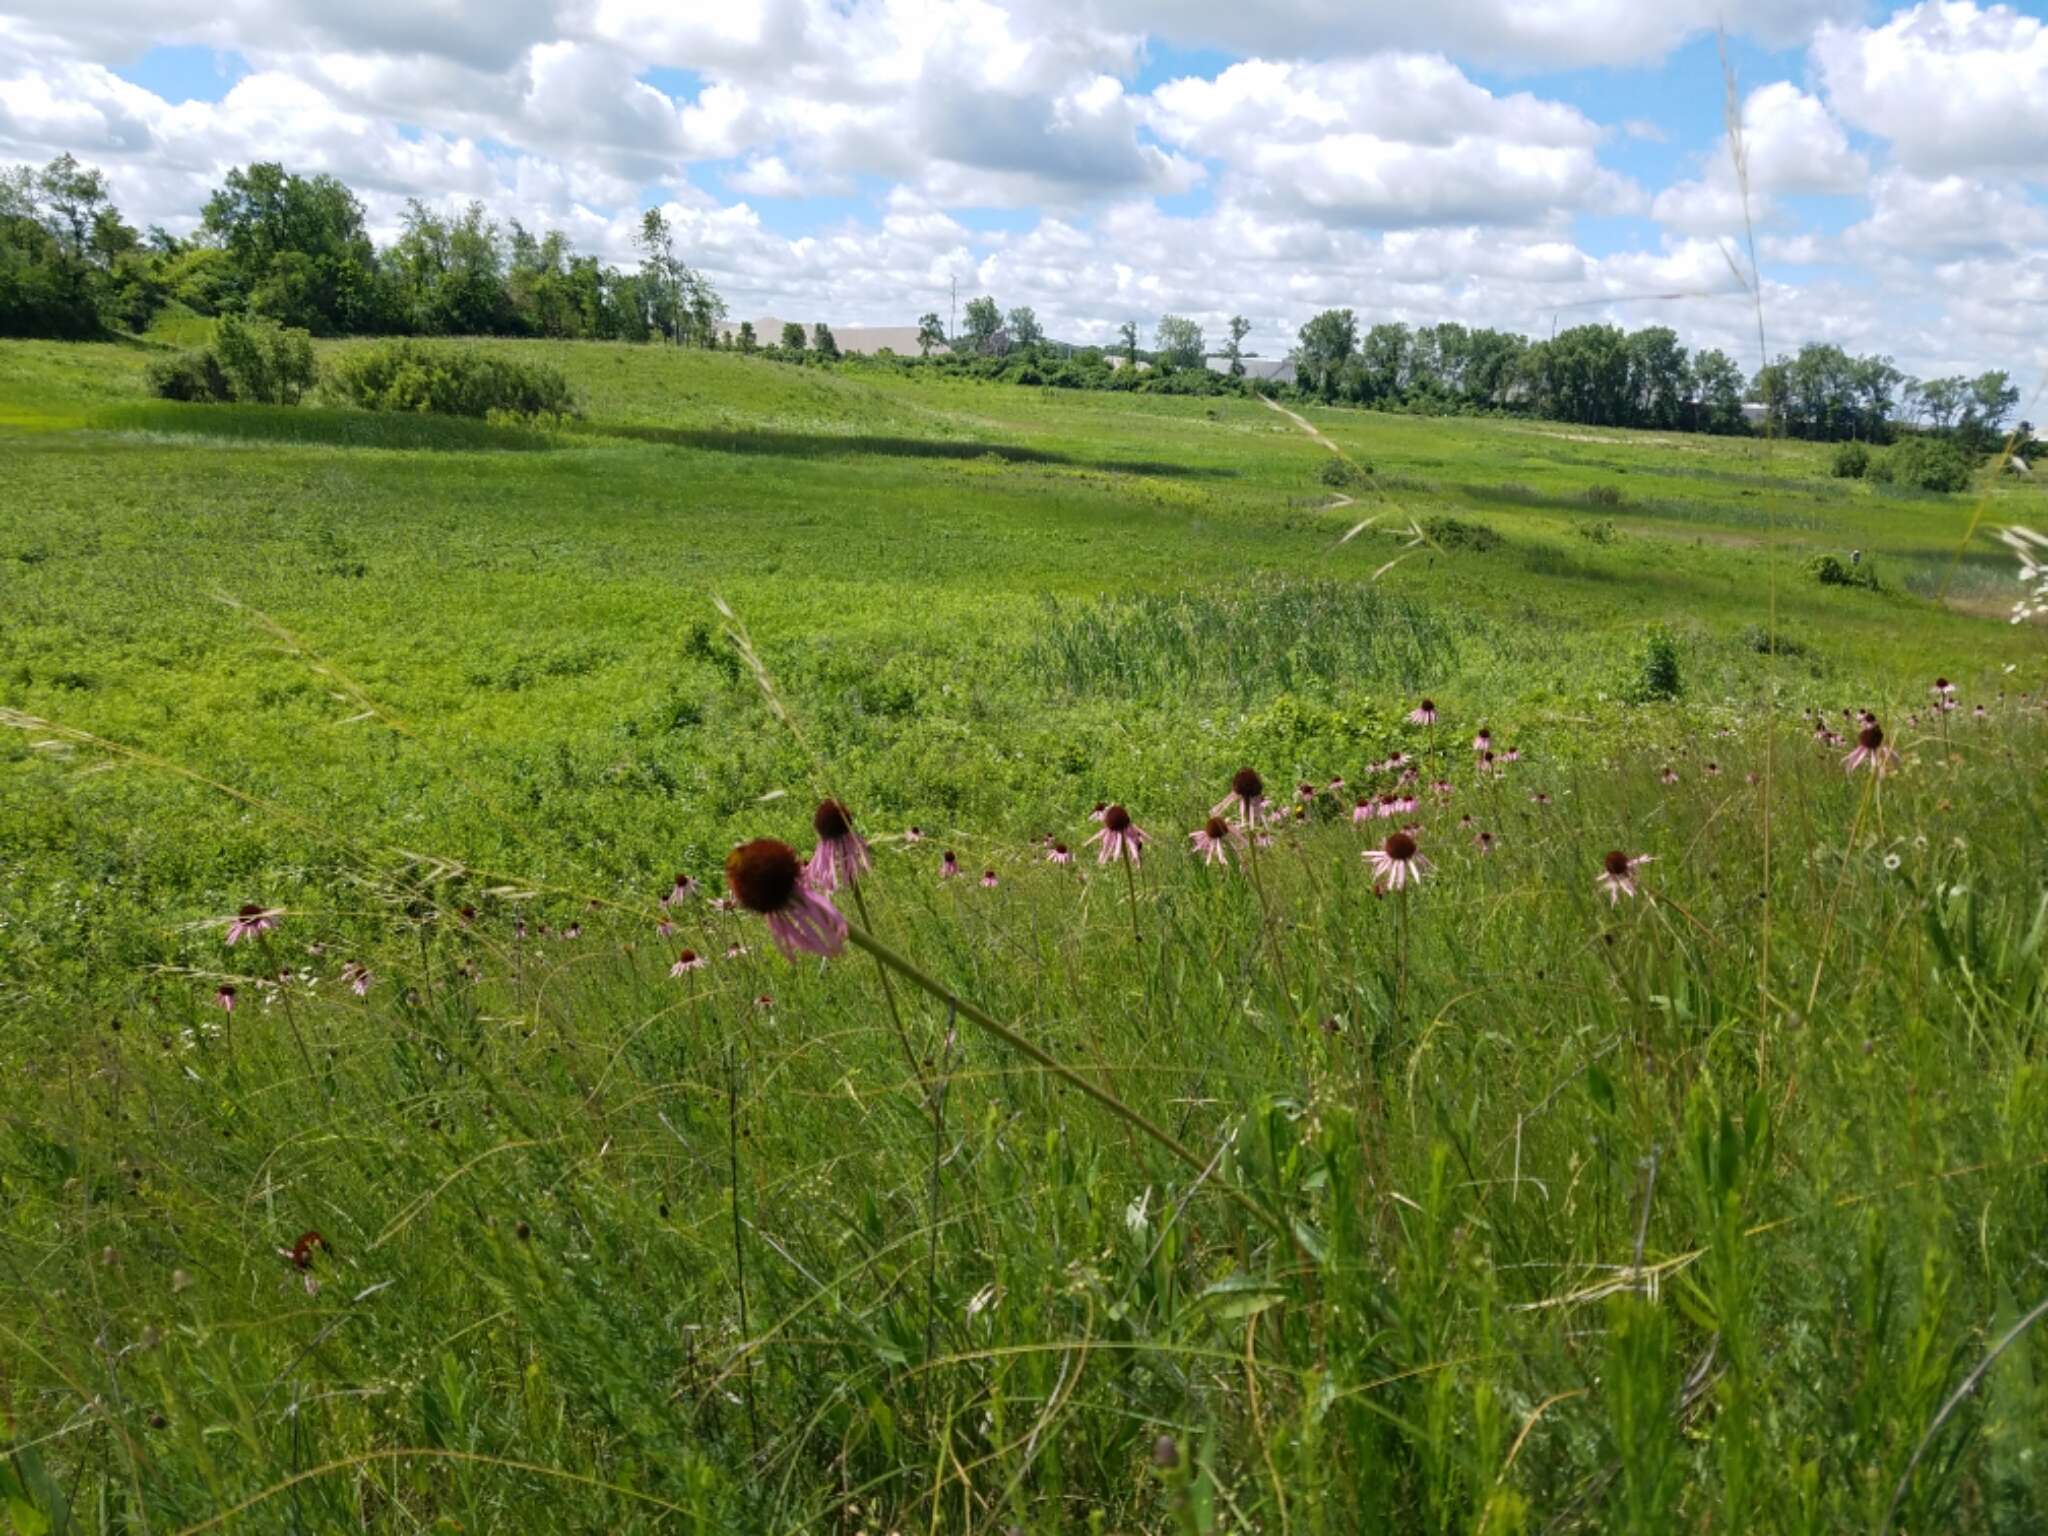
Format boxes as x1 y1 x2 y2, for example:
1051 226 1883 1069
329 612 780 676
1396 794 1418 814
1386 751 1406 770
1472 729 1491 754
1327 776 1345 795
1503 747 1521 763
225 905 279 945
940 850 961 879
1352 797 1375 825
669 949 706 977
662 874 697 908
804 799 871 893
1189 814 1241 867
1047 842 1073 866
725 838 848 960
561 923 581 941
1974 704 1988 720
1745 771 1760 786
980 869 999 889
1089 801 1110 823
904 825 925 844
726 943 748 959
1932 677 1955 698
1089 804 1148 866
1597 850 1651 905
1660 766 1680 785
1297 781 1318 803
1364 831 1431 891
515 920 529 941
754 993 774 1010
1432 779 1453 797
1475 831 1496 854
656 917 676 939
340 961 371 997
1842 721 1899 776
215 984 237 1013
1214 767 1269 827
1705 762 1721 777
1408 699 1438 726
1477 750 1497 776
1530 791 1552 806
711 896 738 913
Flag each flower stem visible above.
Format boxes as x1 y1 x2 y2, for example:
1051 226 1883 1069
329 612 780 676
1122 855 1143 948
843 922 1286 1240
1804 769 1877 1014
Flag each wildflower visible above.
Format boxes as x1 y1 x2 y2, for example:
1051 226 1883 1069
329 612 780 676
1530 791 1552 806
1189 815 1241 866
1378 794 1400 819
980 869 999 889
457 905 477 926
340 961 371 997
711 896 738 913
1364 830 1431 890
1842 722 1899 776
669 949 707 977
1047 842 1073 865
1386 751 1406 770
725 838 848 960
1089 805 1148 866
1296 781 1317 803
725 943 748 959
1503 747 1522 763
656 917 675 938
1214 768 1267 827
1973 704 1988 720
1475 830 1496 854
904 826 925 844
1408 698 1438 725
515 920 529 940
224 905 279 945
1883 854 1902 872
1477 750 1497 776
214 984 237 1013
1932 677 1955 698
1473 728 1491 754
1089 801 1109 822
1432 779 1453 797
940 850 961 879
1660 766 1680 785
1352 797 1375 825
1327 776 1346 795
753 993 775 1010
1597 850 1651 905
279 1230 328 1296
662 874 697 908
561 923 581 941
1705 761 1721 777
804 798 871 893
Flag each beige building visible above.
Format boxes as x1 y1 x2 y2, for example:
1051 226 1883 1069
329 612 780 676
717 316 929 355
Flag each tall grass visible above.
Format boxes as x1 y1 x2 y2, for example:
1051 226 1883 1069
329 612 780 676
4 695 2046 1531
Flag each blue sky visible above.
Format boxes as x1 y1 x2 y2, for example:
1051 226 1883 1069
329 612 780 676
3 2 2034 377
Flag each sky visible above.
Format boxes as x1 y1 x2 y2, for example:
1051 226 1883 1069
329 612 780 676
2 0 2046 381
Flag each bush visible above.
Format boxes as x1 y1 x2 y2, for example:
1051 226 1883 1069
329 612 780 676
1576 519 1617 544
325 341 577 420
1879 435 1975 493
1806 554 1881 592
1629 624 1682 701
1421 516 1501 553
1831 441 1871 479
1318 457 1372 489
145 314 317 406
1583 484 1625 508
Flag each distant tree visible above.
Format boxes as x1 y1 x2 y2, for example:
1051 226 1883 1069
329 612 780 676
1006 305 1044 349
811 321 840 359
737 320 757 353
916 311 944 356
389 201 511 335
962 295 1002 354
1117 320 1139 369
1690 348 1746 434
1850 354 1905 441
1358 322 1409 402
1225 315 1251 376
1963 369 2021 446
1155 313 1205 371
780 321 807 352
200 162 379 332
637 209 685 345
1624 325 1688 429
1295 308 1358 400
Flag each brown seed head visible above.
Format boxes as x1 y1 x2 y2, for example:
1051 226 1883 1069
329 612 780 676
1858 723 1884 750
1103 804 1132 832
1204 815 1230 840
1384 831 1417 861
677 948 698 965
725 839 801 914
1603 850 1632 877
812 798 852 839
1231 767 1263 800
238 904 264 920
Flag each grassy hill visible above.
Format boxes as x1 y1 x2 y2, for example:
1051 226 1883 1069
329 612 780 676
2 338 2046 1531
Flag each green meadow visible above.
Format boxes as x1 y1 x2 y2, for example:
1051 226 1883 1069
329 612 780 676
3 337 2047 1531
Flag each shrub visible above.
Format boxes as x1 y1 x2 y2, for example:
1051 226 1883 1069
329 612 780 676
1421 516 1501 553
325 341 577 420
1630 625 1682 701
1806 554 1881 591
1831 441 1871 479
145 314 316 406
1880 435 1975 494
1584 484 1625 508
1576 519 1617 544
1318 457 1372 489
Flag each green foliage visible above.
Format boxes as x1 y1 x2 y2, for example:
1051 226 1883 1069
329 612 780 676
1880 434 1977 493
323 339 577 419
1629 622 1683 700
1421 515 1502 552
1807 553 1882 591
144 314 317 405
1832 440 1872 478
1319 456 1372 488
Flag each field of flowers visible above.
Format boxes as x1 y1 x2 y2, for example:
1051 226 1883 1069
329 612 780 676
2 338 2046 1531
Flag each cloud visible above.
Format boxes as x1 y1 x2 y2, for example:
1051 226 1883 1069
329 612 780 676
1651 81 1865 235
1814 1 2048 176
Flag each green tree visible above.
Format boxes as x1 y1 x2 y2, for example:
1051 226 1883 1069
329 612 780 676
1691 348 1746 434
1224 315 1251 377
1625 326 1689 429
916 312 944 356
1006 305 1043 349
737 320 758 353
811 321 839 359
779 321 807 352
1154 314 1205 371
962 295 1002 354
1117 320 1139 369
200 162 378 332
1294 308 1357 400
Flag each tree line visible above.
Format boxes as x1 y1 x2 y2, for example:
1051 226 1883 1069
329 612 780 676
1 154 726 344
1291 308 2020 446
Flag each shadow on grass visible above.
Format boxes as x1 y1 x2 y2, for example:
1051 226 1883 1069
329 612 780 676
569 421 1232 478
91 401 561 453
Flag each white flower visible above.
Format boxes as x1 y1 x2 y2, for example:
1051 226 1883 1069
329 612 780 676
1883 854 1901 871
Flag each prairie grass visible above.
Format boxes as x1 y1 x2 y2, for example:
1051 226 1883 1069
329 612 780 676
3 336 2048 1531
